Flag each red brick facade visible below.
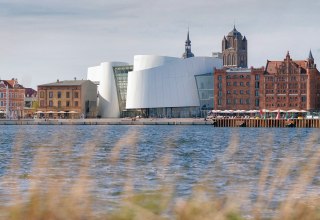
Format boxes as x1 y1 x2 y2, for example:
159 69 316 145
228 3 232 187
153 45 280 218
263 52 320 111
214 67 264 110
214 52 320 111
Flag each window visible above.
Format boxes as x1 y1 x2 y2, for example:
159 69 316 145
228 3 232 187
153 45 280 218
227 99 231 104
233 90 237 94
39 91 44 98
227 90 231 94
233 82 237 86
246 99 250 104
227 82 231 86
218 91 223 97
218 99 222 105
57 91 62 99
58 101 61 107
40 100 45 107
255 82 260 89
240 99 243 104
255 90 259 97
255 74 260 80
255 99 259 107
246 82 250 86
234 99 237 104
240 90 244 94
240 82 244 86
74 92 79 98
218 75 222 81
49 100 53 107
66 92 70 98
246 90 250 94
74 101 78 107
49 92 53 98
218 83 222 89
301 96 306 102
66 101 70 107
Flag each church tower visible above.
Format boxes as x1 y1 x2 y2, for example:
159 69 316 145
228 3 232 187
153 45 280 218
222 26 247 68
182 30 195 59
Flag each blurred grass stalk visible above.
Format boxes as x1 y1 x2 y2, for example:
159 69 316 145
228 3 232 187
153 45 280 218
0 127 320 220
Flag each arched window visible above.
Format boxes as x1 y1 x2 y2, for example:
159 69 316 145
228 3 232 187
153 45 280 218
227 54 231 66
232 55 235 65
223 55 226 65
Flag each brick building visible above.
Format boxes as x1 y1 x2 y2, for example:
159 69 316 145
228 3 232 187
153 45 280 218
0 79 25 118
214 67 264 110
38 80 97 118
263 51 320 111
215 26 320 112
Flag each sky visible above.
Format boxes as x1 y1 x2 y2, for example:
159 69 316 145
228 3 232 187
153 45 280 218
1 0 320 89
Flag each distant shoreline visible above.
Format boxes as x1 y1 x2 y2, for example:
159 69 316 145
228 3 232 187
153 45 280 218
0 118 319 128
0 118 214 126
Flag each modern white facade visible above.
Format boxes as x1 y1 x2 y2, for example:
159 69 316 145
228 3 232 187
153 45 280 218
87 62 129 118
87 55 222 118
126 55 222 109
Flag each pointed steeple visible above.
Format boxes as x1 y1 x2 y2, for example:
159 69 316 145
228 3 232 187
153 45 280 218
182 28 194 59
308 49 314 60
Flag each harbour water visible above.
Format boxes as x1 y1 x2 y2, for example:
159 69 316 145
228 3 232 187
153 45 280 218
0 125 320 215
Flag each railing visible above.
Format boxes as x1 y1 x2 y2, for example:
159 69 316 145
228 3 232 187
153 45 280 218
212 118 320 128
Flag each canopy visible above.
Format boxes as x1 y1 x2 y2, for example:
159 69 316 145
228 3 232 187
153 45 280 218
287 109 300 113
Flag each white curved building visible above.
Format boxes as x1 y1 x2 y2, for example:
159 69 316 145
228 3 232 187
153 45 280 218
87 61 130 118
87 55 222 118
126 55 222 110
87 31 223 118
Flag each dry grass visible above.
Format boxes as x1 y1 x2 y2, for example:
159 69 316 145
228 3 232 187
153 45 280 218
0 126 320 220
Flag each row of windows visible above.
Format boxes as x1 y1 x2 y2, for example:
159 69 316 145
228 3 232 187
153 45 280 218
226 81 250 87
0 101 23 107
265 76 308 82
40 91 79 99
226 90 250 95
0 92 24 98
40 100 79 108
218 98 259 107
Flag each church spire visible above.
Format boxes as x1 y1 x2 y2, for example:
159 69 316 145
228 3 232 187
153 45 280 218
182 29 194 59
308 49 314 60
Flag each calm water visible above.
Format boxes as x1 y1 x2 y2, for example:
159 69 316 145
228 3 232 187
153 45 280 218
0 125 320 212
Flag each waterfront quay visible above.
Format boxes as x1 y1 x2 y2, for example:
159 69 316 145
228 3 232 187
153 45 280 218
0 118 320 128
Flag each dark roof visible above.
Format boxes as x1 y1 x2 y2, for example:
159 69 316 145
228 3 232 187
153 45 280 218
25 88 37 97
228 26 242 37
38 80 91 87
0 80 24 89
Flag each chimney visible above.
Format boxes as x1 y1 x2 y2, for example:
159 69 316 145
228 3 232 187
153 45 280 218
57 79 59 83
74 77 77 81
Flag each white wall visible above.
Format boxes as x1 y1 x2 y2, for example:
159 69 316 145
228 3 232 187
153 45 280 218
126 56 222 109
87 62 128 118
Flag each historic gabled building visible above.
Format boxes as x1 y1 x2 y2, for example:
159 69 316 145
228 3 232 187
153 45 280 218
222 26 247 68
263 51 320 111
0 79 25 118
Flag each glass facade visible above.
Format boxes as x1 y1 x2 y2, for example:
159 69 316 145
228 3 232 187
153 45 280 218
113 65 134 117
195 73 214 117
